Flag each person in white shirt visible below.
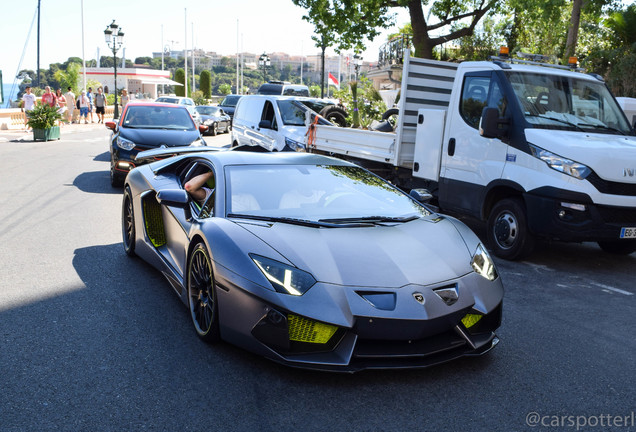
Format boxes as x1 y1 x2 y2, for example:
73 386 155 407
78 91 90 124
22 86 37 129
65 87 76 124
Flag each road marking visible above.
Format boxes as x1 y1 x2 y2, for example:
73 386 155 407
590 282 633 296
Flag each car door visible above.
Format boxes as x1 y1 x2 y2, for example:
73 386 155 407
439 71 509 216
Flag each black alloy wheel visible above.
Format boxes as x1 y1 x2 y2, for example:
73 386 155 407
122 186 136 256
187 242 220 343
487 197 535 260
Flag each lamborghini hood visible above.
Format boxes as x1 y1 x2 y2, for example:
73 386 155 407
237 218 473 287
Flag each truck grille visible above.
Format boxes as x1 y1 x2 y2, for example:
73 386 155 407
586 172 636 196
597 206 636 224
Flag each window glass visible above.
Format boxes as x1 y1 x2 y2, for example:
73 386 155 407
507 71 631 134
224 164 430 220
460 76 491 129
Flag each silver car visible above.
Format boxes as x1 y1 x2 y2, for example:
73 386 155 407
122 148 504 372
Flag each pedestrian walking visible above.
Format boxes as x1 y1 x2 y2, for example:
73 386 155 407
121 89 129 109
94 87 107 123
87 87 95 123
21 86 36 129
78 90 90 124
55 89 67 126
41 86 57 107
65 87 76 123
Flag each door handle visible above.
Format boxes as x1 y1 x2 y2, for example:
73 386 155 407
448 138 456 156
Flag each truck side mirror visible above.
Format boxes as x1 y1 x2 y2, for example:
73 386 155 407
479 107 509 139
258 120 272 130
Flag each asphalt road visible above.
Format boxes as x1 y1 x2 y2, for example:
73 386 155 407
0 127 634 432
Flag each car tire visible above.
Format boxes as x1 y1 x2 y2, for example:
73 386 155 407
211 123 218 136
187 242 221 343
110 160 124 188
487 197 535 260
226 123 232 133
597 240 636 255
319 105 348 127
122 186 136 257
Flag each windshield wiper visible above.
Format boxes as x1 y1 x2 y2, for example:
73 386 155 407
318 215 420 224
574 122 627 135
526 114 585 131
227 213 367 228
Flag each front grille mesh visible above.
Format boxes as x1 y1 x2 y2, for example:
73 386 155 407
586 172 636 196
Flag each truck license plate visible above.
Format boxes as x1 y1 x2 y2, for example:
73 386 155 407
620 227 636 238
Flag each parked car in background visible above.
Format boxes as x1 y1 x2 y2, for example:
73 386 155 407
106 101 208 187
155 96 200 124
218 94 242 119
258 81 310 97
195 105 231 135
231 95 334 151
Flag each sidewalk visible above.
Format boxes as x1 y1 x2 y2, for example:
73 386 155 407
0 121 108 142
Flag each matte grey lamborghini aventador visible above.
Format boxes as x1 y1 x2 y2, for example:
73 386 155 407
122 148 503 372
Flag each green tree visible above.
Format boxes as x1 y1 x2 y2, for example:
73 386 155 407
53 62 81 94
292 0 393 96
174 68 186 97
200 70 212 99
219 83 232 95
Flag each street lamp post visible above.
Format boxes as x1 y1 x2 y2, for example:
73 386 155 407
104 20 124 119
353 54 363 82
258 53 270 83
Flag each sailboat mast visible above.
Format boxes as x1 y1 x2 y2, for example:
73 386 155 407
36 0 41 88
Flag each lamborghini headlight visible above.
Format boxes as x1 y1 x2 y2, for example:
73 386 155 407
250 254 316 295
117 136 136 150
529 144 590 179
471 244 498 281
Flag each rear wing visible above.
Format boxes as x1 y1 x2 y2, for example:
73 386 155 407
135 146 221 163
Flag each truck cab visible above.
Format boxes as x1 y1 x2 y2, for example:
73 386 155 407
423 56 636 259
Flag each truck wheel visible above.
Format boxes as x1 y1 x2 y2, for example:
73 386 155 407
319 106 348 127
597 240 636 255
487 198 535 260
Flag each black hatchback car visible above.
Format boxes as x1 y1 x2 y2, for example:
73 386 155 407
106 102 208 187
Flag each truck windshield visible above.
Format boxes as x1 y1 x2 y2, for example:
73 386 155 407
507 71 632 135
276 100 333 127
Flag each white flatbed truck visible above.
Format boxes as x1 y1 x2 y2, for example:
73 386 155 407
302 52 636 260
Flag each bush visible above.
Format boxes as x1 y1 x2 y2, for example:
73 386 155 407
333 77 387 129
26 103 62 129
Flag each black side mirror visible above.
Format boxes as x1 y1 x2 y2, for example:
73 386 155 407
156 189 192 220
479 107 509 139
259 120 272 129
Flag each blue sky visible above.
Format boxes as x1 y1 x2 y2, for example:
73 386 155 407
0 0 410 86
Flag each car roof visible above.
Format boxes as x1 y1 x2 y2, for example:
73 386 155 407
125 101 189 109
149 149 355 172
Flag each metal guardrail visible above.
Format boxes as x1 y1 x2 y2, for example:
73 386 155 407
377 35 412 69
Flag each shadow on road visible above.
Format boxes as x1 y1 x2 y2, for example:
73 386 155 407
93 151 110 162
73 170 120 195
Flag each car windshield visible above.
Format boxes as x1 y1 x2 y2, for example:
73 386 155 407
507 71 632 135
122 105 195 130
156 97 180 104
224 164 430 222
196 106 221 116
220 96 240 107
276 100 333 126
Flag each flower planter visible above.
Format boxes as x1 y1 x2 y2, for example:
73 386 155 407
33 126 60 141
